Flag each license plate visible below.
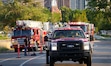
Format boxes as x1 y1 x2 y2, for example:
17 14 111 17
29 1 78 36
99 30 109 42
67 45 74 48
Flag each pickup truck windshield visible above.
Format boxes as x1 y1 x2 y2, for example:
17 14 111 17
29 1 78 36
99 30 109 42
53 30 85 39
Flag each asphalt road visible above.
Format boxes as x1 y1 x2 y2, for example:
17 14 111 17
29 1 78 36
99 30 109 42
0 40 111 66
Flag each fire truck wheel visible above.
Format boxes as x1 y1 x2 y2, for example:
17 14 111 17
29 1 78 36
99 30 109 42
14 48 17 52
90 35 94 41
43 46 47 50
33 47 37 51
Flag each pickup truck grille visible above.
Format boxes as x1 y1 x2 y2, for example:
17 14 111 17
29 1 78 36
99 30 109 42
57 41 83 51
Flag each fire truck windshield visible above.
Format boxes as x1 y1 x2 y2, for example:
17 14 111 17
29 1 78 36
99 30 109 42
13 30 33 37
70 25 87 32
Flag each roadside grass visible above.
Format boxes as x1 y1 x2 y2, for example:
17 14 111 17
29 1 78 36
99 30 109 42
0 47 9 53
0 34 10 53
0 34 9 40
100 34 111 38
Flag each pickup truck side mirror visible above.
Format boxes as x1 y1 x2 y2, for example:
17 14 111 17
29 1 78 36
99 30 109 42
44 36 48 41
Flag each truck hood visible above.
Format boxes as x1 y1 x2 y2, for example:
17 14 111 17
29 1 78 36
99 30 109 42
51 37 88 42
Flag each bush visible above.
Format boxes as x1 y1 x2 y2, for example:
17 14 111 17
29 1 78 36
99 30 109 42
0 47 9 52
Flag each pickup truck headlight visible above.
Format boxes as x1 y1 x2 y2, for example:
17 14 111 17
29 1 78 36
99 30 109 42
84 42 90 50
51 43 57 51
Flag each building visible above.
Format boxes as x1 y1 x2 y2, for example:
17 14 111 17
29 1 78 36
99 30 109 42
57 0 70 9
2 0 87 10
44 0 52 10
70 0 86 10
44 0 87 10
44 0 70 10
2 0 44 6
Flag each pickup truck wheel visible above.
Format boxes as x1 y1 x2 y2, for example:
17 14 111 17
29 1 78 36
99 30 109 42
46 50 49 64
50 57 54 66
14 48 17 52
86 54 92 66
79 61 84 64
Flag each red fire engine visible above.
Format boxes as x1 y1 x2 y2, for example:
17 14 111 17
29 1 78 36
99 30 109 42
68 22 95 41
11 20 47 52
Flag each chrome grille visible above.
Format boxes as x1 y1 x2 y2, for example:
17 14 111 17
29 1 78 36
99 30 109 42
58 41 83 51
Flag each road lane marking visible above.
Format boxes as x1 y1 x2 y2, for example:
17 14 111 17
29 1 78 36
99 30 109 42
0 57 15 63
55 64 86 66
0 55 24 63
19 54 45 66
94 40 101 42
93 57 111 59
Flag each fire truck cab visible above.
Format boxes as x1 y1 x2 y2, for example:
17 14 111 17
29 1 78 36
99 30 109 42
11 20 47 52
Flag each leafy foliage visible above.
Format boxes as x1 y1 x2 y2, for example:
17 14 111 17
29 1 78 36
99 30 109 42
70 10 88 22
0 0 50 29
61 6 71 22
51 12 61 23
87 0 111 31
0 0 111 33
60 7 88 22
0 47 9 52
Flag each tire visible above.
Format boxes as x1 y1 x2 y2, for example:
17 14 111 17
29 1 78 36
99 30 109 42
90 35 94 41
50 56 54 66
14 48 17 52
79 61 84 64
35 41 38 51
85 53 92 66
33 47 37 51
46 50 50 64
43 46 46 50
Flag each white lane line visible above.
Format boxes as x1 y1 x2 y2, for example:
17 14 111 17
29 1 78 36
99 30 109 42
0 57 15 63
19 54 44 66
0 55 24 63
93 57 111 59
94 40 101 42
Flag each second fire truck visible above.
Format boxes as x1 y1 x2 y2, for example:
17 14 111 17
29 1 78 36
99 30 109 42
68 22 95 41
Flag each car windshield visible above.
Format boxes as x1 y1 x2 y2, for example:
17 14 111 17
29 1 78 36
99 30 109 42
13 30 33 37
53 30 85 39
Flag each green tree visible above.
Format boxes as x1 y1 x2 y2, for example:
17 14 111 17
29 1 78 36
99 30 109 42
87 0 111 31
2 1 24 26
51 12 61 23
70 10 81 22
60 6 71 22
0 0 50 29
23 0 33 3
69 10 88 22
81 10 88 22
86 9 97 24
3 25 11 35
88 0 109 10
94 12 104 30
